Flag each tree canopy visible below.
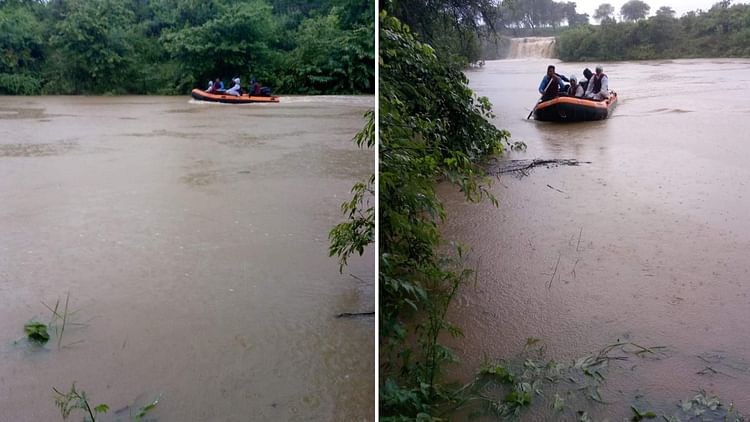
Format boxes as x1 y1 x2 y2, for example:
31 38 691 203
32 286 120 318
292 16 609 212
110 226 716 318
655 6 676 18
558 1 750 61
620 0 651 21
496 0 589 34
594 3 616 23
0 0 374 95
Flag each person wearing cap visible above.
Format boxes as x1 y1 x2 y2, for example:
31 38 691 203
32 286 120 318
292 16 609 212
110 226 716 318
585 65 609 100
567 75 584 97
225 77 241 96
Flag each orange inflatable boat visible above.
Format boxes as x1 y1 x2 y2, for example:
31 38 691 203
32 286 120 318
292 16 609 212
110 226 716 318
191 89 280 104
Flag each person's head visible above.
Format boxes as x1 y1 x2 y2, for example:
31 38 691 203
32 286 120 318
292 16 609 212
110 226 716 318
583 68 593 80
569 75 577 85
595 65 603 75
215 78 221 83
547 65 556 77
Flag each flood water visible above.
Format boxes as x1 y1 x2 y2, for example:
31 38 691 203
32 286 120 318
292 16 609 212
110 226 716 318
440 58 750 418
0 96 374 420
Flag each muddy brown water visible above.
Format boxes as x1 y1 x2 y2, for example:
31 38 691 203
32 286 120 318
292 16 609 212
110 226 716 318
439 58 750 418
0 96 374 421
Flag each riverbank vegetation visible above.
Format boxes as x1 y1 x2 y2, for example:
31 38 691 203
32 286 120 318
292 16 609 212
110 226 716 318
0 0 373 95
558 1 750 61
377 7 517 418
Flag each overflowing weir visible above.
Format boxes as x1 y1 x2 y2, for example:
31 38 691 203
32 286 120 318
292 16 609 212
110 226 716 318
506 37 556 58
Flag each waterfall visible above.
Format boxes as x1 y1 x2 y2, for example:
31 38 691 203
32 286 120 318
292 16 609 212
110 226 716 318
506 37 556 59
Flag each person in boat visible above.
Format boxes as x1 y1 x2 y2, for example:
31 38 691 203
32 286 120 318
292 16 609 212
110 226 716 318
207 78 224 94
585 65 609 100
566 75 584 97
538 65 568 101
249 77 273 96
249 77 260 96
579 68 593 93
225 77 241 96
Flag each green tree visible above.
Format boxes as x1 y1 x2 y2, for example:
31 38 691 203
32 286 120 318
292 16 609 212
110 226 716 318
161 0 281 93
0 0 374 95
385 0 498 62
281 9 374 93
379 12 512 418
594 3 615 23
45 0 138 93
0 2 44 94
655 5 676 18
620 0 651 21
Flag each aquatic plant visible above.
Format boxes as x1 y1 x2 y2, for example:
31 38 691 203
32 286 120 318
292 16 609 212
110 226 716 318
23 293 81 349
24 320 50 344
129 395 160 421
24 292 85 350
53 384 160 422
53 383 108 422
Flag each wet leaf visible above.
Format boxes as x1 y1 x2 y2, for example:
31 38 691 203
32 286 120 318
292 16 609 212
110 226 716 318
526 337 541 347
24 321 50 344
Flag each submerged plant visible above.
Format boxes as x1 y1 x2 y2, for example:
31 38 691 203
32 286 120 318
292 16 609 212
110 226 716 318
22 292 86 350
24 320 50 344
53 383 108 422
453 341 670 420
131 395 160 421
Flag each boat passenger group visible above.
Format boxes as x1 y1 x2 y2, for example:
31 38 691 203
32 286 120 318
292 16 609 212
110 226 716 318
539 64 610 101
205 76 272 96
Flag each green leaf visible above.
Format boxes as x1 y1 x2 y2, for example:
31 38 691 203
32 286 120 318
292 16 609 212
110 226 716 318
94 404 109 414
24 321 50 344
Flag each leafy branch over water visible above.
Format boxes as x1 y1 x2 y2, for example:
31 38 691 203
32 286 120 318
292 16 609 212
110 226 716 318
378 12 514 420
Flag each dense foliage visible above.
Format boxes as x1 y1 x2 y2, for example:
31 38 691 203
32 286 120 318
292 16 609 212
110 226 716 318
382 0 592 63
558 1 750 61
378 12 513 419
382 0 497 64
0 0 373 95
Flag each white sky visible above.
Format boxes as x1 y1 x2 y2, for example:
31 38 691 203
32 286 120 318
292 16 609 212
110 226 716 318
573 0 748 19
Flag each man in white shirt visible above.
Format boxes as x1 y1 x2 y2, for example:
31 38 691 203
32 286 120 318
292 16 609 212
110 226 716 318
226 77 241 96
585 65 609 100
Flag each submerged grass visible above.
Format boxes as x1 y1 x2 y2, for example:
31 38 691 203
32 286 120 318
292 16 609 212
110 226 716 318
21 292 87 350
443 340 746 421
452 341 639 419
53 383 109 422
54 382 161 422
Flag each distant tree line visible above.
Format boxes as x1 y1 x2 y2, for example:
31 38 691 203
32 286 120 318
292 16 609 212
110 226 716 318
0 0 373 95
558 1 750 61
496 0 590 34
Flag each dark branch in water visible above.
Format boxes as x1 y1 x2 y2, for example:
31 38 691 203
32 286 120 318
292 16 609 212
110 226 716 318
336 312 375 318
546 184 565 193
488 159 590 178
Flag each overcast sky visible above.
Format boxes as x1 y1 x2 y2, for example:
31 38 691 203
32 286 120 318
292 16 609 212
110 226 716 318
573 0 748 19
